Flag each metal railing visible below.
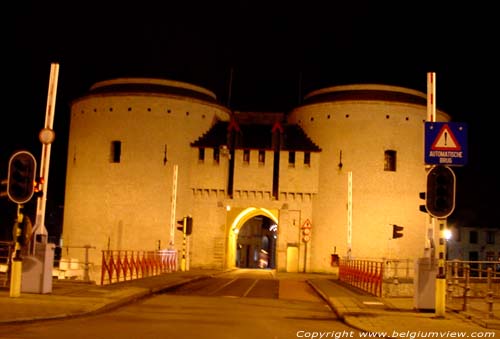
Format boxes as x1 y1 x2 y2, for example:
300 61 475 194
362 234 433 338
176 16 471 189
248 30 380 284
339 259 384 297
0 241 14 287
54 245 96 282
383 258 413 281
446 260 500 318
101 249 178 285
2 244 179 286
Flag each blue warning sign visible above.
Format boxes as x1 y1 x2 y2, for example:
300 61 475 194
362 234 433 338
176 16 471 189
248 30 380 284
424 122 468 166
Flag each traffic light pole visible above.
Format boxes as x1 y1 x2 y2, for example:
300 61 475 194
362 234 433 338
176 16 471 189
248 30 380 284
435 218 447 317
9 205 24 298
181 218 186 271
176 216 192 271
425 72 451 318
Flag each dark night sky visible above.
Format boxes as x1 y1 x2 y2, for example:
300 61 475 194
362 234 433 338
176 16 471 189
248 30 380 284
1 0 498 235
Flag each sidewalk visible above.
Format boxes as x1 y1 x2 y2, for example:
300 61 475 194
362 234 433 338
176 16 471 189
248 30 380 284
309 279 500 334
0 270 499 336
0 270 220 323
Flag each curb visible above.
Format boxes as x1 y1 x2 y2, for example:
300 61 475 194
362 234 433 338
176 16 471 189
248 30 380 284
0 274 214 324
307 279 372 334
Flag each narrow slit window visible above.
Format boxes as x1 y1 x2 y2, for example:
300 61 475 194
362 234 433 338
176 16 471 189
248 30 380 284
213 147 220 164
258 150 265 165
111 140 121 163
288 151 296 167
304 152 311 166
198 148 205 162
384 150 396 171
243 149 250 164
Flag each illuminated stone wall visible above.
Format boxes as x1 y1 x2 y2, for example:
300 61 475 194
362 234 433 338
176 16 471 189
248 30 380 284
62 78 231 267
288 84 450 271
63 80 450 274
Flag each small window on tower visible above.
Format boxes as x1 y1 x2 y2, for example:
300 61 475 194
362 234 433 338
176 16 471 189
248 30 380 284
213 147 220 164
304 152 311 166
198 148 205 162
111 140 121 163
243 149 250 164
258 150 265 165
384 150 396 171
288 151 296 167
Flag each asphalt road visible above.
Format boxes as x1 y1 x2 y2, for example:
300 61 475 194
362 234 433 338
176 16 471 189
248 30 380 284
0 269 356 339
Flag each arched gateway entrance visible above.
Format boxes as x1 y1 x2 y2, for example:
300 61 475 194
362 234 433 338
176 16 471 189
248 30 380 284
226 207 279 269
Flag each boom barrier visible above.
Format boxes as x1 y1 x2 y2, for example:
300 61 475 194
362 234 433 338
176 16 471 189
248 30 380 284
339 259 384 297
101 249 178 285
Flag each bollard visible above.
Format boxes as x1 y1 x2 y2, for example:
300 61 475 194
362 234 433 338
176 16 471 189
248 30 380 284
9 258 22 298
83 245 91 282
462 265 470 312
446 262 453 302
487 267 494 319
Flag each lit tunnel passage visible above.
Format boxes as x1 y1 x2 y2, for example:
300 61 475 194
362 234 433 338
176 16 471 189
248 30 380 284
226 207 279 269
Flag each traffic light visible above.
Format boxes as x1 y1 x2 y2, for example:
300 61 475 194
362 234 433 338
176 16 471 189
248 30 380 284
33 177 45 198
392 225 404 239
7 151 37 204
419 192 427 213
426 165 456 219
177 217 186 233
176 216 193 235
186 216 193 236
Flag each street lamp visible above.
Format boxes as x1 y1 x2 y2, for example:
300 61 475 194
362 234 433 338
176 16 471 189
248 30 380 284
444 229 452 260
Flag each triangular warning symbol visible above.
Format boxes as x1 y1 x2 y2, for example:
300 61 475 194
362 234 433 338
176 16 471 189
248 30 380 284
227 117 240 132
302 219 312 229
431 124 461 151
271 121 284 133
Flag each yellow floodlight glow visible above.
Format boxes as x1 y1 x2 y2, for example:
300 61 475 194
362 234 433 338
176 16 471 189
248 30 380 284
231 207 256 231
444 229 452 240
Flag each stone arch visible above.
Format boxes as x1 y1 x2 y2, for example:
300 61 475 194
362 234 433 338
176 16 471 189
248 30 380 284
226 207 279 269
